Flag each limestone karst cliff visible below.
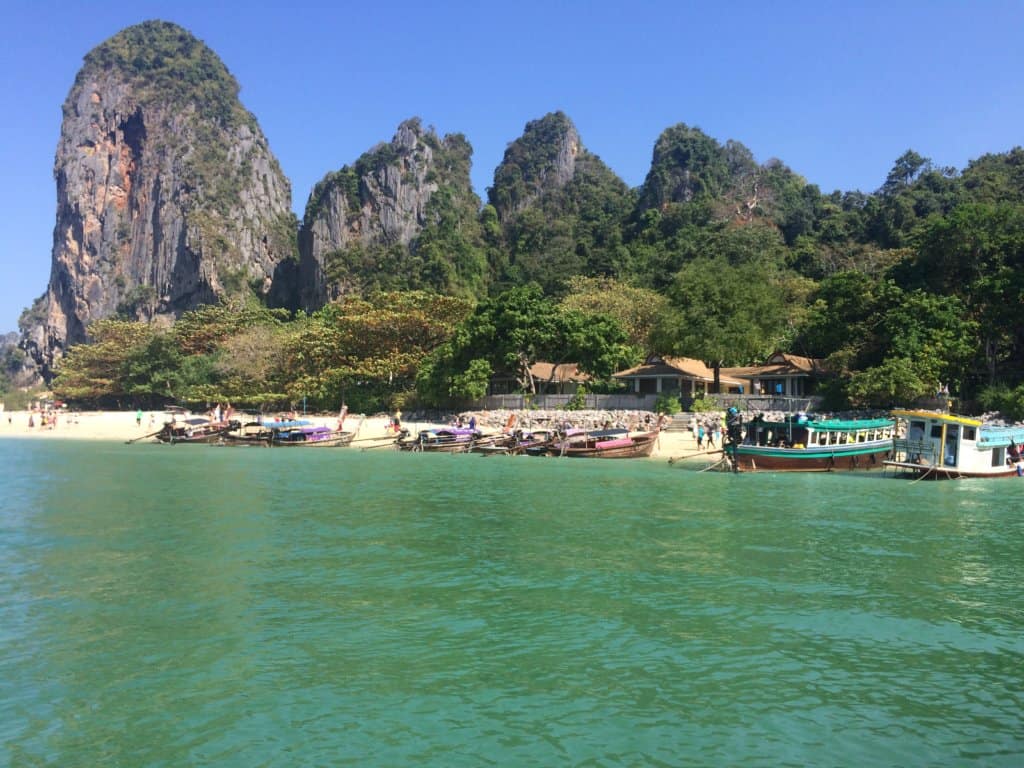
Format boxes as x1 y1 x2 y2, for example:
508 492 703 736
22 20 295 380
296 118 487 309
485 111 634 293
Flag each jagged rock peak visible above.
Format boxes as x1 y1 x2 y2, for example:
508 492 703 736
22 20 295 381
636 123 813 231
637 123 751 209
488 111 581 220
298 117 484 308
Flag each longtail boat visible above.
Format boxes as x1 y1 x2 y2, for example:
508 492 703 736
729 415 895 472
268 422 355 447
546 430 657 458
398 427 482 453
156 416 235 444
885 410 1024 479
220 419 355 447
475 428 559 456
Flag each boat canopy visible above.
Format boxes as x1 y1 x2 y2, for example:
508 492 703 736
808 418 894 432
976 425 1024 448
890 410 982 427
267 420 312 429
756 418 893 432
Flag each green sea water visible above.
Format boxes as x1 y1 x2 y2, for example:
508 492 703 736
1 439 1022 766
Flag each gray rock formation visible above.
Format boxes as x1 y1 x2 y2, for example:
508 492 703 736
298 118 485 308
22 20 295 381
488 111 581 221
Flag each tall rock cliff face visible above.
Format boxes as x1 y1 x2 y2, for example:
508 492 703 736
486 112 634 292
636 123 814 238
297 118 487 309
22 20 295 380
488 111 582 222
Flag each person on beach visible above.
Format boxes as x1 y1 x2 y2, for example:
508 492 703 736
705 423 716 449
392 409 402 433
136 408 143 427
696 424 704 450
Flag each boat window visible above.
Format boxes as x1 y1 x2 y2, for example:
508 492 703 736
963 427 976 441
930 425 943 438
992 447 1005 467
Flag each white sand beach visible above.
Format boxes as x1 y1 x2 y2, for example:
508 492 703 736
0 408 716 463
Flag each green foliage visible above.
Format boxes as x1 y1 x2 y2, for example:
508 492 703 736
846 357 933 408
487 112 634 293
416 285 632 407
307 121 488 299
116 284 158 318
52 319 157 403
977 383 1024 421
560 277 667 353
450 358 493 401
654 392 681 415
565 385 588 411
651 255 790 374
18 295 47 336
76 21 250 129
637 124 739 210
689 395 719 413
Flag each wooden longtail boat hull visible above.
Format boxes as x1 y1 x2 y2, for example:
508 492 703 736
733 442 891 472
398 438 476 453
555 432 658 458
271 431 354 447
156 426 233 444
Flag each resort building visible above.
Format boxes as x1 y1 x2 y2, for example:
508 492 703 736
721 352 825 397
488 362 591 396
613 355 745 397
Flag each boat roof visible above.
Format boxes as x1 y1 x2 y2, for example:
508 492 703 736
976 425 1024 447
757 417 893 431
267 420 312 429
890 410 982 427
891 410 1024 446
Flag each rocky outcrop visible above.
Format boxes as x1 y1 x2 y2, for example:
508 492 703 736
298 118 485 307
488 111 581 221
22 20 295 380
485 112 634 292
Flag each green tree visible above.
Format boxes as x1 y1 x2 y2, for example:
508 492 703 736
417 285 632 406
651 256 790 389
52 319 156 404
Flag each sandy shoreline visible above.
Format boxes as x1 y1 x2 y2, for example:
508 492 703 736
0 409 718 464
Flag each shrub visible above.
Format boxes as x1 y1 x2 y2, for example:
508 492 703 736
689 395 719 413
565 386 588 411
654 392 681 415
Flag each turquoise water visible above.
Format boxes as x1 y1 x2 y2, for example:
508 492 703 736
1 440 1023 766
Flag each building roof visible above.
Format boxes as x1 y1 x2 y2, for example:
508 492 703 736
529 362 590 383
722 352 826 380
492 362 590 383
613 356 744 386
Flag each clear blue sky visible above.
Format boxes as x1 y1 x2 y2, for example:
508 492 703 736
2 0 1022 333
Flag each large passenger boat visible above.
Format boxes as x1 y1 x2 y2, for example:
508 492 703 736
730 415 895 472
885 410 1024 479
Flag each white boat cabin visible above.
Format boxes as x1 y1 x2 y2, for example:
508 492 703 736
890 410 1024 478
